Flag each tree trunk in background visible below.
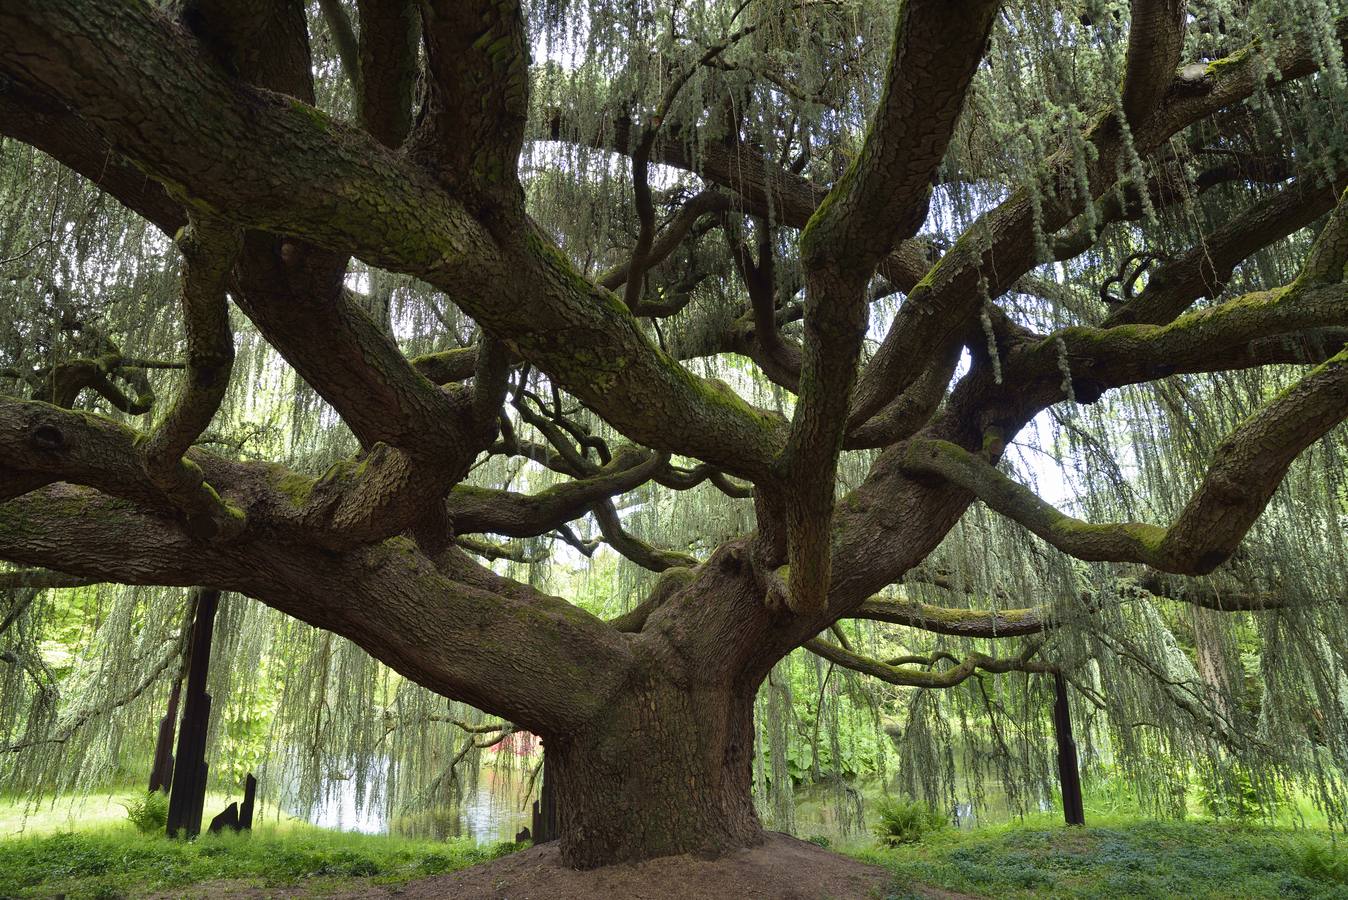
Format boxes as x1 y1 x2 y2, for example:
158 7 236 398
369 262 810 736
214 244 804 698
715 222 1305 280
1053 672 1086 827
1193 607 1236 722
166 590 220 839
531 758 557 843
148 677 181 793
549 679 764 868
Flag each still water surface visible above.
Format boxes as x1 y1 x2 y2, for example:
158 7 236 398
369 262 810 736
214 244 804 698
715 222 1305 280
299 765 1045 844
299 766 532 843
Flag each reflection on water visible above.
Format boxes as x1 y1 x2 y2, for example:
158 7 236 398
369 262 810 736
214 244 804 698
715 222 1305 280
390 768 533 842
793 775 1057 843
300 765 533 844
303 765 1055 846
308 778 383 834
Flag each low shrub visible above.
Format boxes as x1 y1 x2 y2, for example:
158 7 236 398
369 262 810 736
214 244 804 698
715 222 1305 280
1288 837 1348 885
873 797 947 846
1197 761 1280 822
121 791 168 835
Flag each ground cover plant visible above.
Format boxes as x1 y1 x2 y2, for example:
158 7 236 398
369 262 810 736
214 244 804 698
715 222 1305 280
3 811 1345 899
865 819 1348 899
0 825 521 899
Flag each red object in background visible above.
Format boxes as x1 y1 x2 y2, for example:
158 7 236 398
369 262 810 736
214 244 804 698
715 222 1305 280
493 730 540 756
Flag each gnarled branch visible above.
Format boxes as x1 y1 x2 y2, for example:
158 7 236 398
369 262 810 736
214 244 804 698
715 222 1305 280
805 638 1053 688
902 343 1348 575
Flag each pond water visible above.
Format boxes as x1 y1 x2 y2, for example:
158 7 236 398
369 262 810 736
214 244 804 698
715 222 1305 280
789 775 1054 842
297 764 1054 845
296 765 532 843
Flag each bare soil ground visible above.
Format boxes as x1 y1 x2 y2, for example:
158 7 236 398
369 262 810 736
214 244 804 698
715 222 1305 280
380 832 893 899
150 833 969 899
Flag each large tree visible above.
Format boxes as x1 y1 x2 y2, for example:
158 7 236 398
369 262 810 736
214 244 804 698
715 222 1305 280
1 0 1347 868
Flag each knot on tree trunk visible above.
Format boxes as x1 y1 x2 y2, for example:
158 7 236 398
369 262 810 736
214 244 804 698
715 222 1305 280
27 422 63 451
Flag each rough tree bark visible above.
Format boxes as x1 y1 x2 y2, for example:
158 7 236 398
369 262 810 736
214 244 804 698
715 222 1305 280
548 680 762 866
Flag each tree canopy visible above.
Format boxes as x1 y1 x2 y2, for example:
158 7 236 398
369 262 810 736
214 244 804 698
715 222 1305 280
1 0 1347 867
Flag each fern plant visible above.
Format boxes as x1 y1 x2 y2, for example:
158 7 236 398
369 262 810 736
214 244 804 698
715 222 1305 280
873 797 947 846
122 790 168 834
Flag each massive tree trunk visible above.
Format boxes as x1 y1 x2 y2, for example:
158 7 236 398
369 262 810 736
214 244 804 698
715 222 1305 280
546 555 777 867
550 677 763 867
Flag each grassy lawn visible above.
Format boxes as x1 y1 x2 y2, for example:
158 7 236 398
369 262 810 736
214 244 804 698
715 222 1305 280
857 818 1348 899
4 790 1348 899
0 824 520 898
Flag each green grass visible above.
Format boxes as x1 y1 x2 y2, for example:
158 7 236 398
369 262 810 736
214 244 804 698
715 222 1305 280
5 790 1348 899
0 823 523 898
0 790 287 837
855 818 1348 899
1 793 149 837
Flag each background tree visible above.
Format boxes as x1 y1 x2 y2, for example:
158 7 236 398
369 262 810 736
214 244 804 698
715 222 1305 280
1 0 1347 868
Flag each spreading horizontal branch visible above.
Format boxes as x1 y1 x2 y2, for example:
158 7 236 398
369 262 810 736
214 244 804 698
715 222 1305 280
848 16 1348 433
0 484 632 735
592 500 699 572
999 186 1348 402
804 638 1053 688
0 0 787 482
902 342 1348 574
490 400 718 567
1105 176 1341 327
850 597 1047 638
0 79 185 231
260 442 454 549
847 572 1303 639
453 535 547 564
446 446 668 538
0 395 246 540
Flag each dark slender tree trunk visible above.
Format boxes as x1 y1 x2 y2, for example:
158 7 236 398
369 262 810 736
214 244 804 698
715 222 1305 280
148 677 181 793
549 679 764 868
1053 672 1085 827
167 589 219 839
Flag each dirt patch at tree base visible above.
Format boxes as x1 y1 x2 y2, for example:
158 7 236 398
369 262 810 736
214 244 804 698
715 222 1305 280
145 833 979 899
367 832 935 900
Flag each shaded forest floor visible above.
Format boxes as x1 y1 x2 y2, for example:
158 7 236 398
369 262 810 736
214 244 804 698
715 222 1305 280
862 819 1348 899
1 819 1347 898
0 827 520 899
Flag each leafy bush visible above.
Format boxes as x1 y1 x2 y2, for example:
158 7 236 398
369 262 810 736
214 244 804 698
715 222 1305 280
806 834 831 848
873 797 947 846
1287 837 1348 884
1197 761 1280 821
317 849 383 877
122 791 168 834
485 840 528 860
